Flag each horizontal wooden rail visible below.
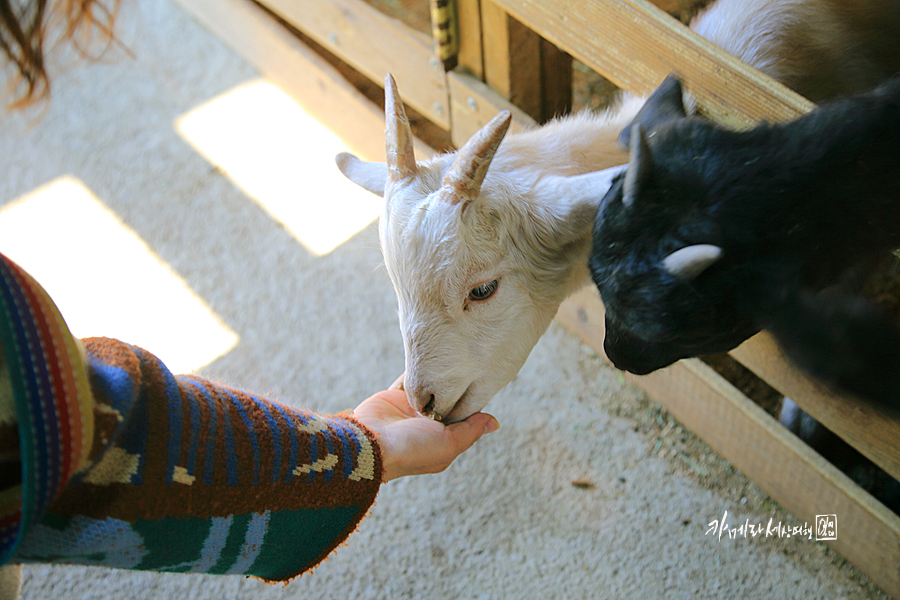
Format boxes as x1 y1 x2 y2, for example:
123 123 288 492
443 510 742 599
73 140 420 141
172 0 435 162
733 335 900 481
447 70 537 146
256 0 450 129
489 0 815 129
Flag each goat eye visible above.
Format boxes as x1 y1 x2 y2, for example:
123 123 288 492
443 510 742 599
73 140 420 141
468 280 499 302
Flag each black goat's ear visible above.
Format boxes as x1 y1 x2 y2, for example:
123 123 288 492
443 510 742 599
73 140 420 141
622 124 653 208
618 74 686 149
662 244 722 280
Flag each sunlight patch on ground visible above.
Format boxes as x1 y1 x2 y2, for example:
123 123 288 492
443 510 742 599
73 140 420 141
0 177 238 373
176 79 382 256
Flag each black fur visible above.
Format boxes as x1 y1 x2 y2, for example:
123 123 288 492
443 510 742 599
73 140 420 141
617 74 688 150
590 74 900 407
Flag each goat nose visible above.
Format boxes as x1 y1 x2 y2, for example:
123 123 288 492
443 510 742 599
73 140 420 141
405 381 437 415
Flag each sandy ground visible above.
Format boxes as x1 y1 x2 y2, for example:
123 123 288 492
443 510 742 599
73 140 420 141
0 0 891 598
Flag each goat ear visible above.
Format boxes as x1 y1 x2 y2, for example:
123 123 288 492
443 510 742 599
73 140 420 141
617 74 686 149
662 244 722 280
385 73 418 182
532 164 628 245
622 124 653 208
335 152 388 196
439 110 512 205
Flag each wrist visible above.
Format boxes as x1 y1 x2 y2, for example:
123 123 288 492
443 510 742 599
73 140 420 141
339 411 387 484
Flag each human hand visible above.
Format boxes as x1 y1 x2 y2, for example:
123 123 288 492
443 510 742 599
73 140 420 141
352 375 500 482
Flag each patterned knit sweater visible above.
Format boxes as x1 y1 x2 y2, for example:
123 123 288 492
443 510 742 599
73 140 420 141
0 252 383 582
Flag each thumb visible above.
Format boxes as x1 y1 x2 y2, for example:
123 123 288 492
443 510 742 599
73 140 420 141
446 412 500 451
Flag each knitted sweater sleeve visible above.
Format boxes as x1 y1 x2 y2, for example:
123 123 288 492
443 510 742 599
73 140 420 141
0 253 383 583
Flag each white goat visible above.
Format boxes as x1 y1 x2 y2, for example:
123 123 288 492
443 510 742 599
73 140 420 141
338 76 630 422
338 0 900 422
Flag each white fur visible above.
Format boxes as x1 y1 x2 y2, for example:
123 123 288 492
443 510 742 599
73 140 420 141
691 0 900 106
338 0 900 421
344 107 634 421
383 110 635 420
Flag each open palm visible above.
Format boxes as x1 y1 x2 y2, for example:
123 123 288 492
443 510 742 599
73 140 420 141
352 380 498 482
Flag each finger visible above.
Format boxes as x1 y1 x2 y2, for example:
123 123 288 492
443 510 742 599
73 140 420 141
389 373 405 390
368 388 418 419
445 412 499 453
463 411 499 432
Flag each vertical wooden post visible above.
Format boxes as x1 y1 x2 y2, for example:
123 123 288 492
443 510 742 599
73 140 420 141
540 37 573 120
455 0 485 79
479 0 571 123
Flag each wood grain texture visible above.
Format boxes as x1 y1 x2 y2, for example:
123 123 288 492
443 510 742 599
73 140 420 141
257 0 450 129
490 0 815 128
732 335 900 482
448 70 536 147
456 0 485 79
172 0 435 163
481 1 541 120
481 2 572 123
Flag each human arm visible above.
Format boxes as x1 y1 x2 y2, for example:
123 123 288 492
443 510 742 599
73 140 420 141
9 336 383 581
0 252 497 582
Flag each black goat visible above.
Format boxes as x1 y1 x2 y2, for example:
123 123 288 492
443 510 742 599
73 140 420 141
589 74 900 407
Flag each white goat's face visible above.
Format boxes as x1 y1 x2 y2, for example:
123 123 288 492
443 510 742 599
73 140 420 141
378 173 560 422
337 74 623 422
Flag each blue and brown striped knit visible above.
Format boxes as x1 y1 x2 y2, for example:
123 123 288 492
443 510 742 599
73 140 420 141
0 252 383 582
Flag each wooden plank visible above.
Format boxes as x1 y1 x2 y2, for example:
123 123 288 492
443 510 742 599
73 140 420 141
447 70 536 147
490 0 815 129
647 0 713 17
455 0 485 79
539 37 573 121
481 1 572 123
255 0 450 129
556 287 900 600
172 0 434 162
481 1 543 121
173 0 382 161
732 334 900 482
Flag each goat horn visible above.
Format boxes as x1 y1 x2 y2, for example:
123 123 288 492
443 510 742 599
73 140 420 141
623 123 653 208
440 110 512 205
385 73 417 182
662 244 723 280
